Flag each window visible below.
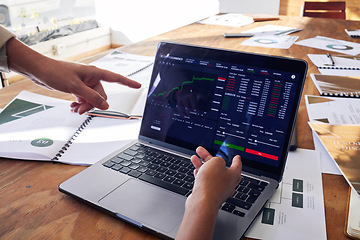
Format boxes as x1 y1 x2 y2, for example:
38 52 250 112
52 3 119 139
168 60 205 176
0 0 95 36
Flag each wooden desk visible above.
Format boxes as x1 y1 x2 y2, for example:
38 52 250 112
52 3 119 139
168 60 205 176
0 15 357 239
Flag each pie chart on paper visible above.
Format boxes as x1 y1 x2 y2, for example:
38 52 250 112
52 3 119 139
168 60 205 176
326 44 353 51
255 39 278 44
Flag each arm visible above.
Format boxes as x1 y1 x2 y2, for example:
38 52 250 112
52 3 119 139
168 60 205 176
5 37 141 114
176 146 242 240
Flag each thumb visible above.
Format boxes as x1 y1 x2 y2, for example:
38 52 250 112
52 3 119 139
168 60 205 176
230 155 242 172
229 155 242 185
74 84 109 110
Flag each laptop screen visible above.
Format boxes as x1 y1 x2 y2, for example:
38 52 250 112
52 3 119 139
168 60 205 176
139 42 307 180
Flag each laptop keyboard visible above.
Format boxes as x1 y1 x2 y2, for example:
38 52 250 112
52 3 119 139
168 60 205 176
103 143 195 196
221 176 268 217
103 143 268 217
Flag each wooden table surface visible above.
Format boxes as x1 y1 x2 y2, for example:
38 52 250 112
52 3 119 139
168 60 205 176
0 15 357 239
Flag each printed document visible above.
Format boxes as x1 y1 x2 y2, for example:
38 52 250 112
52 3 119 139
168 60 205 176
245 149 326 240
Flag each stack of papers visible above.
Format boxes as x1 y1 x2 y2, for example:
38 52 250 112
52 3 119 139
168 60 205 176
305 95 360 196
305 94 360 239
310 74 360 97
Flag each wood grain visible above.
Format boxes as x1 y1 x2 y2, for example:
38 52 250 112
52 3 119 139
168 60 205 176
1 15 358 240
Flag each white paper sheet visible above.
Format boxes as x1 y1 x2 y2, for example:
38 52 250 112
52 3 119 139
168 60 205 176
305 95 360 125
308 54 360 69
241 25 301 36
198 13 254 28
245 149 326 240
296 36 360 55
90 50 154 84
89 50 154 117
59 117 141 165
308 54 360 76
242 35 299 49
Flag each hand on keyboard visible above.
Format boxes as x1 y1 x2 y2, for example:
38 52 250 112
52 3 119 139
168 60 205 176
187 146 243 209
176 146 242 240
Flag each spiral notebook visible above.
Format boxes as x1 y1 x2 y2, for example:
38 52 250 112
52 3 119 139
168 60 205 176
0 91 140 165
345 29 360 38
311 74 360 98
308 54 360 77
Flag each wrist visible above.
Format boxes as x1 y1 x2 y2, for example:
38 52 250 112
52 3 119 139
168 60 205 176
178 192 220 240
186 189 220 218
188 186 223 209
6 38 48 80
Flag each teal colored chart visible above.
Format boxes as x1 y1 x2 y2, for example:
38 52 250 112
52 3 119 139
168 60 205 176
0 99 53 125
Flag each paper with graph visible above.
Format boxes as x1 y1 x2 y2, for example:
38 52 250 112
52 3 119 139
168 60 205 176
0 91 88 161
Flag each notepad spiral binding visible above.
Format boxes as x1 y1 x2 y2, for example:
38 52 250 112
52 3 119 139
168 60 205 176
52 115 94 161
322 92 360 98
126 63 154 77
318 66 360 70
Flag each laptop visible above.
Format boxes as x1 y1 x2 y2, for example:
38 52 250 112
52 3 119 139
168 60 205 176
59 42 307 239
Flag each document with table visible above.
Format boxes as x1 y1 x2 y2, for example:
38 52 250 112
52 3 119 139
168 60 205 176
246 149 326 240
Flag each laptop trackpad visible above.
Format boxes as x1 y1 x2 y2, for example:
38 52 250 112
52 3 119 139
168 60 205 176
98 179 185 233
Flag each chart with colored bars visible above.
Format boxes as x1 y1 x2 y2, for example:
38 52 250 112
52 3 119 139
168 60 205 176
214 68 296 166
143 53 298 167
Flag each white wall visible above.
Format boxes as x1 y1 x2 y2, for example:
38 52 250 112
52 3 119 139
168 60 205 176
94 0 280 45
95 0 219 45
219 0 280 15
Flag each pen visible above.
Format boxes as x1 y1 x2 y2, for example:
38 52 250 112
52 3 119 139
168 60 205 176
223 33 253 38
327 53 335 66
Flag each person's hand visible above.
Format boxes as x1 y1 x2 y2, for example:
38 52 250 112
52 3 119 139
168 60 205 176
36 59 141 114
176 146 242 240
6 37 141 114
187 146 242 209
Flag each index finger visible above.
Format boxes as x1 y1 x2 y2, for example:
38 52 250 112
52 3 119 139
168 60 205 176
96 67 142 89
